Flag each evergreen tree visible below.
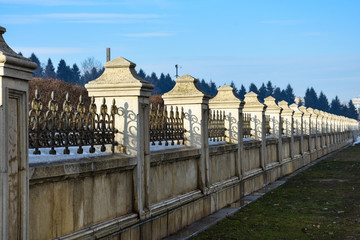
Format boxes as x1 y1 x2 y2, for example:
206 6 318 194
197 79 210 95
304 87 318 109
249 83 258 94
208 80 218 97
138 69 146 79
56 59 71 82
318 91 330 112
156 73 174 94
272 87 282 103
230 81 238 94
238 84 247 100
284 84 295 104
258 83 267 103
71 64 81 85
298 98 304 106
330 96 342 115
148 72 159 86
347 100 358 120
80 66 104 85
196 79 217 97
164 74 175 92
45 58 56 79
280 89 287 102
29 53 43 78
266 81 274 97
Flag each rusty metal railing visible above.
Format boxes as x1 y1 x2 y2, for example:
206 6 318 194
281 117 285 135
208 110 226 141
149 104 185 145
265 115 271 136
243 113 252 138
28 90 118 155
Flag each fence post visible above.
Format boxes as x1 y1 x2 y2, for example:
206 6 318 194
278 101 295 159
314 109 322 151
329 114 335 145
243 91 267 170
85 56 154 218
163 74 211 192
307 108 318 155
290 103 304 155
0 26 37 240
299 106 311 153
209 84 245 178
321 111 329 149
264 96 283 163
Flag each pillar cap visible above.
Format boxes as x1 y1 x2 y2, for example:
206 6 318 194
0 25 37 77
162 74 210 104
278 100 294 115
85 56 154 97
209 84 243 108
264 96 282 112
290 103 303 117
243 91 266 112
299 106 311 117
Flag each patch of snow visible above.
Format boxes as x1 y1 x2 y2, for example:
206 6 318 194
29 146 111 164
352 136 360 146
209 140 226 146
150 141 186 152
243 137 254 142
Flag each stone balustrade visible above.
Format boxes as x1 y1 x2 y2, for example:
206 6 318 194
1 25 359 240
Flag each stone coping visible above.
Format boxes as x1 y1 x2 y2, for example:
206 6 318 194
29 154 136 183
265 138 279 145
243 140 262 149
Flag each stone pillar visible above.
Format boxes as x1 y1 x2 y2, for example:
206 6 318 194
0 26 37 240
299 106 312 153
243 92 267 170
290 103 304 155
85 56 154 217
315 110 323 150
307 108 318 152
264 96 283 162
163 74 211 192
278 101 295 159
322 111 329 148
329 114 335 145
209 84 245 178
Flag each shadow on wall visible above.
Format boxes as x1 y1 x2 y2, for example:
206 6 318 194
185 108 201 146
117 102 138 155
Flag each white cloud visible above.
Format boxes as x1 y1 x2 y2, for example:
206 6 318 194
13 47 83 55
120 32 173 37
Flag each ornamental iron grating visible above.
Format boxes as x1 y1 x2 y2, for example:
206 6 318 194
208 109 226 141
281 117 285 135
28 90 118 155
265 115 271 136
149 104 186 146
243 113 252 138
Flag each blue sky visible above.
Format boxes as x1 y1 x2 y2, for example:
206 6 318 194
1 0 360 102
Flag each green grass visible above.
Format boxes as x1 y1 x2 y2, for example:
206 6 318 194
193 145 360 240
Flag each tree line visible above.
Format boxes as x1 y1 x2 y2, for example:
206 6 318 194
304 87 358 120
27 52 358 120
23 53 105 86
